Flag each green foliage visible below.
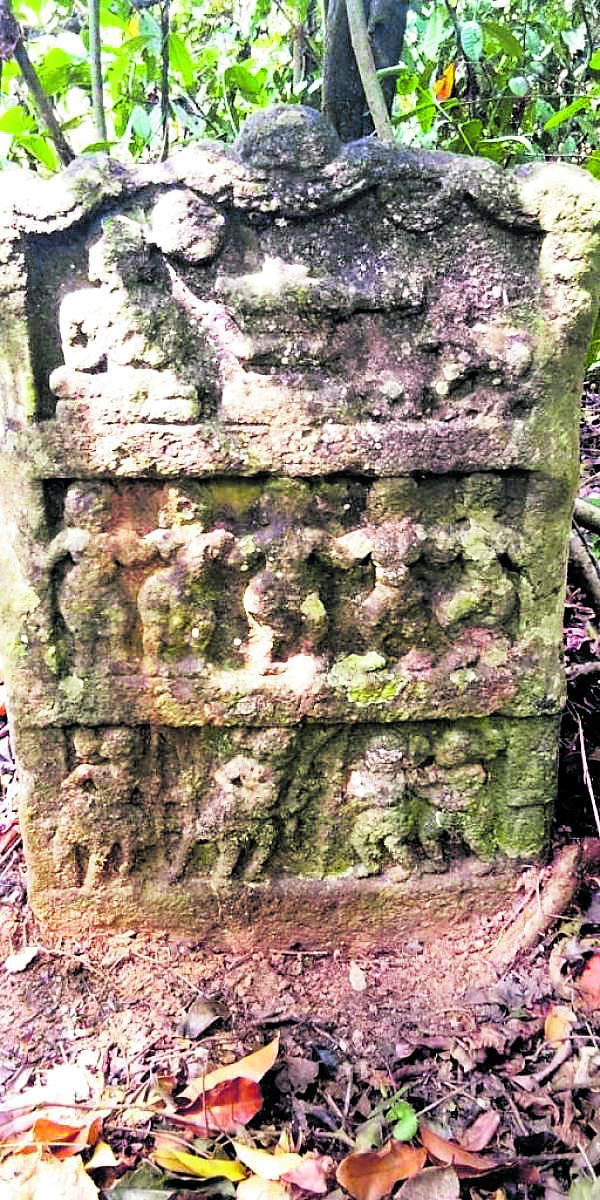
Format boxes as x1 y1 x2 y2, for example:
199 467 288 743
396 0 600 169
0 0 598 174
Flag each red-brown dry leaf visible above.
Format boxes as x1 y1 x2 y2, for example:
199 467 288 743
420 1126 498 1175
578 954 600 1007
458 1111 500 1153
18 1115 103 1160
174 1077 263 1133
336 1140 426 1200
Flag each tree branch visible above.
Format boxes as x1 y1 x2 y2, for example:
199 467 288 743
0 0 74 165
13 38 74 164
344 0 394 142
570 525 600 613
574 497 600 535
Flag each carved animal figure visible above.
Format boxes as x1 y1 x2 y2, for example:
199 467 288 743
169 754 277 884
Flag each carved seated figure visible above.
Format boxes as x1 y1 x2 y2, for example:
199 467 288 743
53 727 145 891
169 753 278 884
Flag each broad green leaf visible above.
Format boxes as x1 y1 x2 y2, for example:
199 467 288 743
36 47 80 96
394 69 418 96
533 99 556 125
109 1161 178 1197
387 1100 418 1142
99 0 127 31
482 20 524 60
18 133 57 169
508 76 529 97
561 25 586 55
586 152 600 181
420 3 446 61
130 104 152 142
0 105 34 134
544 97 590 129
417 97 435 133
460 21 483 62
169 33 195 89
590 50 600 69
224 63 267 97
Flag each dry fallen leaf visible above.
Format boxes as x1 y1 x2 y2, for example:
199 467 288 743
397 1165 460 1199
349 962 367 993
174 1077 263 1133
578 954 600 1007
459 1110 500 1153
0 1151 99 1199
232 1142 303 1180
420 1126 498 1175
336 1140 427 1200
182 1036 279 1102
177 996 223 1039
281 1154 333 1193
433 64 455 100
237 1177 291 1200
153 1140 246 1180
85 1140 118 1171
544 1005 576 1044
4 947 39 974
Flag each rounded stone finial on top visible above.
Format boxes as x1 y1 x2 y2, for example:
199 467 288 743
234 104 341 172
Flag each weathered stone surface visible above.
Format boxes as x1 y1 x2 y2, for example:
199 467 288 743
1 105 599 939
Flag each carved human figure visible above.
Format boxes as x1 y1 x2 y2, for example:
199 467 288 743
53 727 145 890
137 487 236 662
242 526 328 669
346 740 414 876
46 483 155 672
169 753 278 883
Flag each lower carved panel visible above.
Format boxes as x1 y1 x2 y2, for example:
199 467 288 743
18 716 556 915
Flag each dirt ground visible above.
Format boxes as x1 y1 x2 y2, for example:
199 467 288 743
1 813 599 1199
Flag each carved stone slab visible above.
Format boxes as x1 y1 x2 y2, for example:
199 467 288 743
0 105 599 940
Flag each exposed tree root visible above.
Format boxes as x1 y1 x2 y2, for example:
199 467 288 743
491 843 582 968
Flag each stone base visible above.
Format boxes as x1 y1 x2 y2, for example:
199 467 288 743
30 860 523 952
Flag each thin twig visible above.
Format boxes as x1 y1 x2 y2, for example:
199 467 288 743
160 0 170 160
576 711 600 837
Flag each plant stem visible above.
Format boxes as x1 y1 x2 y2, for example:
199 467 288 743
13 37 74 163
160 0 169 160
89 0 107 146
344 0 394 142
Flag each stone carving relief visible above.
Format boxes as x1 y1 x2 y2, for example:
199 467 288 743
47 716 530 893
53 726 153 890
44 474 525 680
42 142 539 435
345 725 501 876
158 728 296 883
3 105 589 927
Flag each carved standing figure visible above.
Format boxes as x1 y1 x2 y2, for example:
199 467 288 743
46 482 155 672
138 486 235 663
53 726 146 890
